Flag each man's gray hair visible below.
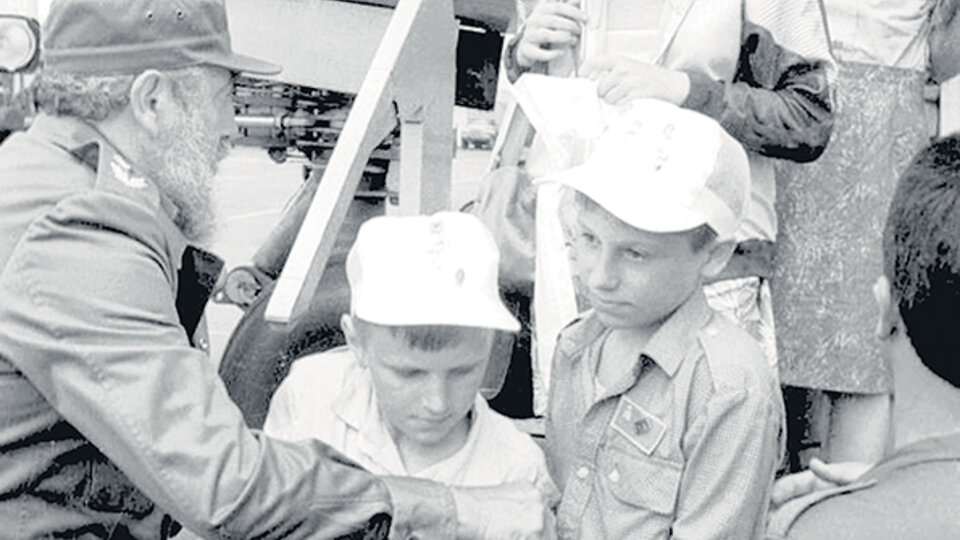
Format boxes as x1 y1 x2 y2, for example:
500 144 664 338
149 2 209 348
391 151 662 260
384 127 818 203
33 66 211 122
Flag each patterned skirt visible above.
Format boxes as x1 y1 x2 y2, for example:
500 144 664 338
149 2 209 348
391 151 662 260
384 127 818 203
773 61 934 394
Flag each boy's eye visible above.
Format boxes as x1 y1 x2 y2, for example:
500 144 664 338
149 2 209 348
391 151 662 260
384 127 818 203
451 365 478 377
580 231 599 246
624 248 646 261
395 368 424 379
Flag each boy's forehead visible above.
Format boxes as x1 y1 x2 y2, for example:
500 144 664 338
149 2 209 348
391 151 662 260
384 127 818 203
578 197 699 252
364 326 493 365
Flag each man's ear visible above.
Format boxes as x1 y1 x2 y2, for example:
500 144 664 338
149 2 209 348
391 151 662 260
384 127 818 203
699 239 736 280
340 314 366 365
128 69 168 136
873 275 902 339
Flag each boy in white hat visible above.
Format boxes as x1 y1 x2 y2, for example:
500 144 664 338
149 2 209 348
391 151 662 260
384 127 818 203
264 212 555 494
540 100 783 539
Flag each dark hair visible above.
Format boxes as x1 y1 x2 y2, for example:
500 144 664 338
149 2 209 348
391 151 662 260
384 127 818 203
352 317 493 353
883 134 960 388
572 191 718 251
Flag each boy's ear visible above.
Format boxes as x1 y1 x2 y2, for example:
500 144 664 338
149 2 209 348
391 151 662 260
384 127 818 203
873 275 902 340
340 314 366 365
699 239 736 280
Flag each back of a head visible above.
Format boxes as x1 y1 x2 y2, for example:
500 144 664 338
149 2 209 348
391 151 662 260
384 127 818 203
883 134 960 388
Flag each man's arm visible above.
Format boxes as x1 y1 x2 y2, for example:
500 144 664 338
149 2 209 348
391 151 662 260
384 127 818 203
682 0 835 163
0 192 456 539
672 387 783 539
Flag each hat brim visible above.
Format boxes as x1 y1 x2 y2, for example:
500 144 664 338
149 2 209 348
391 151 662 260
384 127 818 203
355 293 521 333
537 165 721 236
206 51 281 75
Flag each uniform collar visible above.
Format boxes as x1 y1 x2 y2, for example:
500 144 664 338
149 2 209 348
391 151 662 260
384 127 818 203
28 113 101 154
27 113 182 227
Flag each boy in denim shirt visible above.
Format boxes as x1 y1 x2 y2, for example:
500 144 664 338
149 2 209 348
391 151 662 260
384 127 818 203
539 100 783 539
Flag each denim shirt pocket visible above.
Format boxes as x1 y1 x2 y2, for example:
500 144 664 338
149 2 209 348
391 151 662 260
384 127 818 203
599 442 683 516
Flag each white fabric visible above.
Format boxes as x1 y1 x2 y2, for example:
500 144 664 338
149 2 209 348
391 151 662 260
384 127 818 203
824 0 936 70
264 347 554 491
346 212 519 332
704 277 779 379
581 0 667 64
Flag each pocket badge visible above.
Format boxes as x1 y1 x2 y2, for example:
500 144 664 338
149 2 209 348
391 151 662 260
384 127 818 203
611 396 666 455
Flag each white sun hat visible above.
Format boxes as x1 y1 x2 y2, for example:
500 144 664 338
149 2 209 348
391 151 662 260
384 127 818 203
535 98 750 240
346 212 520 332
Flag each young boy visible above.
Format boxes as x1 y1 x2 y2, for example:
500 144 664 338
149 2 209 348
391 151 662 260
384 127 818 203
264 212 554 493
538 100 783 539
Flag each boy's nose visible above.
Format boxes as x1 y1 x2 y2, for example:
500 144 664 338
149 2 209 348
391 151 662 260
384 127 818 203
587 252 619 291
421 377 450 416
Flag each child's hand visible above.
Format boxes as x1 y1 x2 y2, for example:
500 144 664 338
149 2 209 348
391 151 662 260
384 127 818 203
581 56 690 106
771 458 873 508
452 480 557 539
515 0 587 69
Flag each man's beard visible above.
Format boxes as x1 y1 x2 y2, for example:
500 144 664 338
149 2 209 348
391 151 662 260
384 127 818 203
141 100 229 245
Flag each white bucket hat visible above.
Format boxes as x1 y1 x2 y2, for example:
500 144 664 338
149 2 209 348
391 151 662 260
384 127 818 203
346 212 520 332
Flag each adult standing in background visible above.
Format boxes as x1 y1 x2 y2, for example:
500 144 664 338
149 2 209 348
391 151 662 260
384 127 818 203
774 0 955 465
503 0 836 415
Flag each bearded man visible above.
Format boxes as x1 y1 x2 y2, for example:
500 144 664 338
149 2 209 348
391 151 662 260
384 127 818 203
0 1 552 538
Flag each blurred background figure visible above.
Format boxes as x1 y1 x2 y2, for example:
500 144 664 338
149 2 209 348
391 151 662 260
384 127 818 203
774 0 958 467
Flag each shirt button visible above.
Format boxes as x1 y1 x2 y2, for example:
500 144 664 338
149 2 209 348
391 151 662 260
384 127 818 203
576 466 590 479
608 467 620 483
706 327 718 337
196 337 209 351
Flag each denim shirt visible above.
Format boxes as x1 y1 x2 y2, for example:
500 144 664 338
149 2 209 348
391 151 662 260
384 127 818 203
0 115 456 539
546 291 784 539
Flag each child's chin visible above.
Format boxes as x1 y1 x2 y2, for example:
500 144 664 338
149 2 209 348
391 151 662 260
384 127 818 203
594 308 659 330
402 423 458 445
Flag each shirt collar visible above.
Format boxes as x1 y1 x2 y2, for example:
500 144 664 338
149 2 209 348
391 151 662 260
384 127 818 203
642 289 712 377
28 113 101 152
566 289 712 385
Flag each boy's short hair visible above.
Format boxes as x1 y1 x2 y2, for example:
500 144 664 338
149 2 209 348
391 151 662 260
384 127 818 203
536 99 750 241
351 317 493 353
346 212 519 332
572 191 718 251
883 134 960 388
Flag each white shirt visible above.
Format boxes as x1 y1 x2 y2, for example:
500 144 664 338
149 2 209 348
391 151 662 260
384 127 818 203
264 347 554 490
825 0 935 70
581 0 667 64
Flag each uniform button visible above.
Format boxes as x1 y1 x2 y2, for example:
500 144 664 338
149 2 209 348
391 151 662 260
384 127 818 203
576 466 589 479
196 337 209 351
608 467 620 483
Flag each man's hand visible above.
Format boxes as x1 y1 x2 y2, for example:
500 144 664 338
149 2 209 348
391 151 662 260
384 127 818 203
515 0 587 69
581 56 690 106
452 480 559 539
771 458 873 508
